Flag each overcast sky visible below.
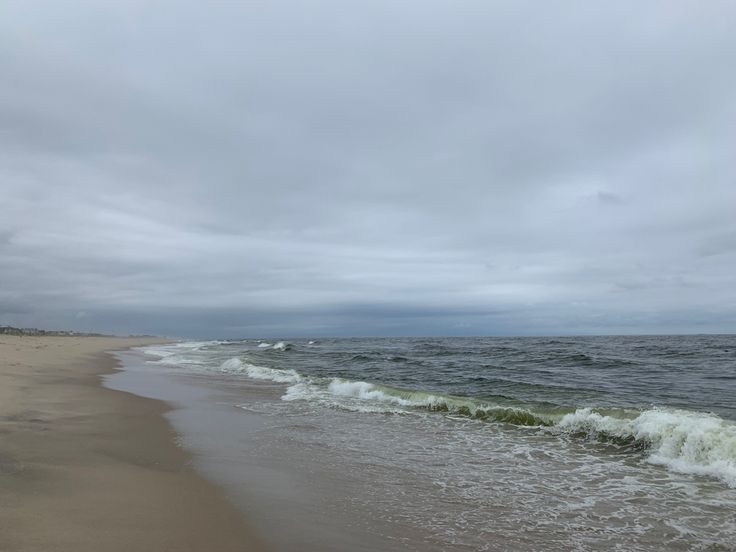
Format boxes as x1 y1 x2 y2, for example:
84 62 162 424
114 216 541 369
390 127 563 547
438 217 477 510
1 1 735 338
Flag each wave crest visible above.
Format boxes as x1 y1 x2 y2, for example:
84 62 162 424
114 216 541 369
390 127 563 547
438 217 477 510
556 407 736 486
227 363 736 488
220 357 301 383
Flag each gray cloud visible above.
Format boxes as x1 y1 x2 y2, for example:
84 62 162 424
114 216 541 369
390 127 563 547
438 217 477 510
1 0 735 337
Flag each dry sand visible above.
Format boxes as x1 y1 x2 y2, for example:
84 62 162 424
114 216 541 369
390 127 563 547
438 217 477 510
0 335 266 552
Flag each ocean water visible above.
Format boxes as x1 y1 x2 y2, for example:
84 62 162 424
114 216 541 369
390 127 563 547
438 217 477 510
136 336 736 551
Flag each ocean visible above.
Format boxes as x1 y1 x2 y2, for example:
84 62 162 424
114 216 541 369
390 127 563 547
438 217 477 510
111 335 736 551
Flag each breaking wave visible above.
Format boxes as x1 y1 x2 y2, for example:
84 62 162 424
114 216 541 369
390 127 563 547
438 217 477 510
219 357 301 383
222 356 736 488
254 341 292 351
555 407 736 486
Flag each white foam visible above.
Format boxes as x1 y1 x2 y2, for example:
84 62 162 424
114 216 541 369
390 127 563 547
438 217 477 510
174 340 223 349
282 382 315 401
220 357 245 372
137 343 209 366
557 407 736 487
283 376 736 487
257 342 272 348
137 341 225 363
327 379 411 405
272 341 288 350
137 344 176 359
280 377 451 417
281 380 411 414
219 357 301 383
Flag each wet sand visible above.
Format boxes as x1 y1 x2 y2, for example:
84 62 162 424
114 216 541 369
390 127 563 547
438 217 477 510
0 335 266 552
108 349 427 552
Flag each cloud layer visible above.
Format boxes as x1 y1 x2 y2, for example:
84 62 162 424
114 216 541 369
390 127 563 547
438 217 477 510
2 1 735 337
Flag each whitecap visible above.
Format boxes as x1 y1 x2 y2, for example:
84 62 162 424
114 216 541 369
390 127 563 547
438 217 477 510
219 357 301 383
556 407 736 487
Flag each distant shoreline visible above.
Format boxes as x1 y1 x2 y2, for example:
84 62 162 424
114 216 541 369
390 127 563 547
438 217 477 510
0 325 161 338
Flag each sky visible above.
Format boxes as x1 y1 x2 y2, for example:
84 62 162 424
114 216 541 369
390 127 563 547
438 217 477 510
1 0 735 338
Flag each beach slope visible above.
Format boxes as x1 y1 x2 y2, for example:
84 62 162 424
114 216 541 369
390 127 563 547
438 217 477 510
0 335 264 552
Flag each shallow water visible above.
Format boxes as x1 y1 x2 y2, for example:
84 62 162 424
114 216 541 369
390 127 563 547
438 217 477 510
113 336 736 551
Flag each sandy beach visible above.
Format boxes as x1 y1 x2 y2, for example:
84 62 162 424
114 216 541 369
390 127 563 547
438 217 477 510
0 335 265 552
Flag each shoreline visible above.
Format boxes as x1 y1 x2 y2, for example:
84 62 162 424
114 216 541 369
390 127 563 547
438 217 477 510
114 338 736 551
105 350 420 552
0 335 265 552
108 346 418 552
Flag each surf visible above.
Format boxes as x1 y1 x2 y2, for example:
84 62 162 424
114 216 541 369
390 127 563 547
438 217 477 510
215 356 736 487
